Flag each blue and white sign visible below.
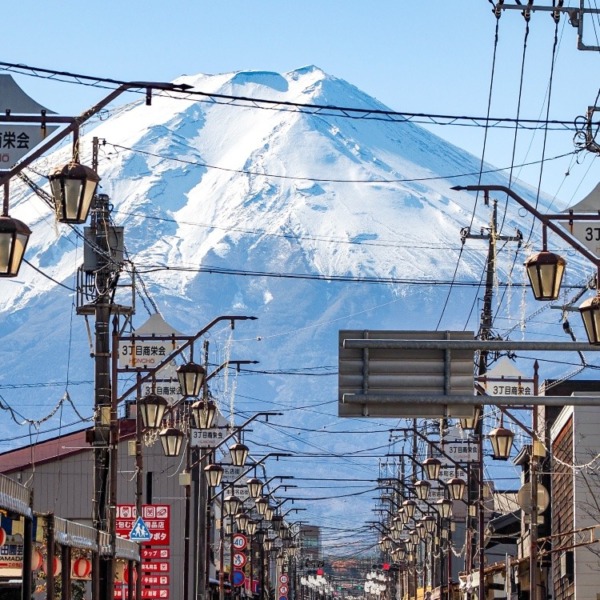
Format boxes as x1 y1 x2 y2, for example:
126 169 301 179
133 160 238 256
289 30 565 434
129 516 153 542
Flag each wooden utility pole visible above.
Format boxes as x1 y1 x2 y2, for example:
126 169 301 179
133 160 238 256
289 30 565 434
462 194 522 599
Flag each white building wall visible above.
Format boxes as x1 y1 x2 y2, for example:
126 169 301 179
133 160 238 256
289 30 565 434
572 407 600 600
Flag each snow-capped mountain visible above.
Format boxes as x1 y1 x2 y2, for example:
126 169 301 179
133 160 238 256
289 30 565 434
0 67 588 535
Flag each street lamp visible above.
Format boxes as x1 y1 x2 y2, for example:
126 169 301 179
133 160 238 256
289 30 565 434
255 497 270 517
48 160 101 224
459 405 482 430
402 499 416 519
235 512 250 531
159 427 185 457
579 295 600 344
414 480 431 501
446 476 466 501
0 214 31 277
205 463 224 488
176 362 206 397
524 249 566 301
422 457 442 481
435 499 453 519
488 419 515 460
379 536 392 552
229 442 249 467
223 495 242 517
422 515 437 535
137 393 169 429
246 519 259 536
191 397 217 429
247 477 264 499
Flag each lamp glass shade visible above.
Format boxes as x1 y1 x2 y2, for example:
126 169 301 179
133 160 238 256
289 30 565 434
255 497 270 516
489 425 515 460
271 515 284 532
436 498 453 519
159 427 184 457
460 405 482 430
49 162 100 224
524 251 566 301
446 477 466 501
246 519 258 536
0 215 31 277
247 478 264 499
138 394 168 429
229 442 249 467
264 507 274 521
381 536 392 551
402 500 416 519
414 480 431 501
579 295 600 345
204 464 224 488
235 512 250 531
408 529 419 545
223 495 241 516
422 457 442 481
423 516 437 534
176 362 205 397
264 539 273 551
191 399 217 429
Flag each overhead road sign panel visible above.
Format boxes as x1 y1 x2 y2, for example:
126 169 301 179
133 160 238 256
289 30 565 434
339 330 476 419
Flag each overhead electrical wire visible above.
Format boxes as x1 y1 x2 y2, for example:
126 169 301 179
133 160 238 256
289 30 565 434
103 141 579 185
0 60 594 132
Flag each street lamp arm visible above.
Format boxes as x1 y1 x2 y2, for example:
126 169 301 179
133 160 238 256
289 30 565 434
390 428 469 477
205 359 259 383
280 508 306 518
209 452 292 503
116 315 257 403
452 184 600 266
190 412 283 468
0 80 190 188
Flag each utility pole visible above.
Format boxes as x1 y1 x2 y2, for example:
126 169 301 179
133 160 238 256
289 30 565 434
461 194 522 599
82 137 124 600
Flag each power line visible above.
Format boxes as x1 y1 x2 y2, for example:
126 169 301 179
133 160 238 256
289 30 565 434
0 60 593 132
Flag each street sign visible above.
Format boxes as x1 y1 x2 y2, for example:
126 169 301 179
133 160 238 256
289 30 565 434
232 570 245 587
233 552 247 568
115 590 168 600
279 586 289 595
0 125 59 168
190 414 230 448
562 221 600 258
118 314 183 369
129 517 152 542
116 504 170 546
141 548 170 559
141 562 170 572
0 76 59 168
232 534 247 551
140 362 182 404
279 574 289 585
480 359 535 397
221 464 244 484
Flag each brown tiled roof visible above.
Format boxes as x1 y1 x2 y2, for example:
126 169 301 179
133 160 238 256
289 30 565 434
0 419 136 473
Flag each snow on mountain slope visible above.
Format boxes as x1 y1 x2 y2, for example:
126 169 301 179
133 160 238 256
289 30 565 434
0 67 585 531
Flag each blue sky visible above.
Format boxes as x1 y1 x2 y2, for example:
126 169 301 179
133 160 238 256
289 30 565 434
3 1 600 203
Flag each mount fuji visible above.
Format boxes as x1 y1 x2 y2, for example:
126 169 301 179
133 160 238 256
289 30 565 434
0 66 587 537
